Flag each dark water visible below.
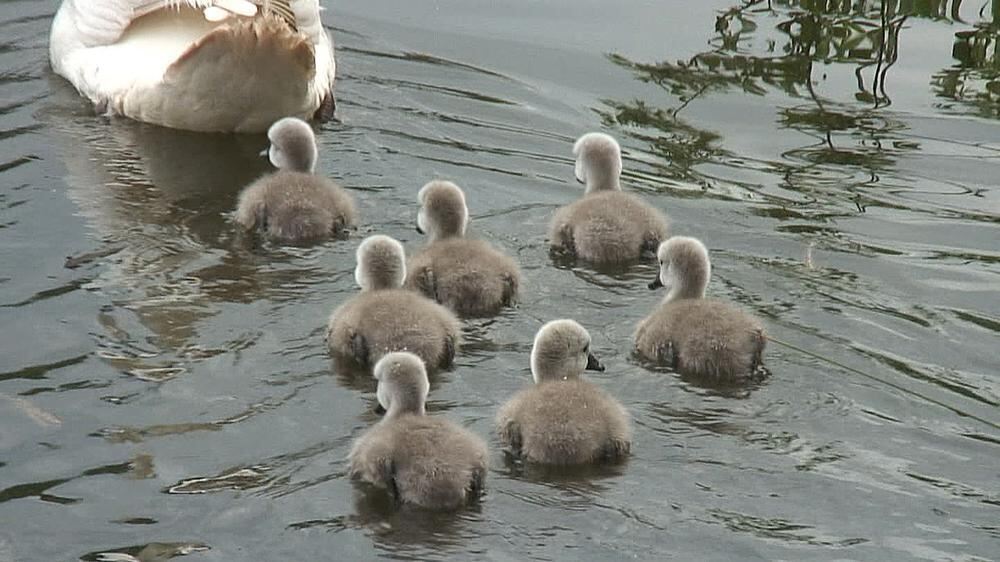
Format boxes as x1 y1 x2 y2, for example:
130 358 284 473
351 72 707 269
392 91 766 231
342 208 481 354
2 1 998 560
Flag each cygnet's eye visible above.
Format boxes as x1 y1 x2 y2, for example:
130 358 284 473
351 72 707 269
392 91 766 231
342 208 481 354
583 343 590 353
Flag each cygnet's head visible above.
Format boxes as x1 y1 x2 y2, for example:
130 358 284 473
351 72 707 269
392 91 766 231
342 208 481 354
573 132 622 193
649 236 711 302
354 235 407 291
374 352 429 417
267 117 318 173
530 319 604 383
416 180 469 241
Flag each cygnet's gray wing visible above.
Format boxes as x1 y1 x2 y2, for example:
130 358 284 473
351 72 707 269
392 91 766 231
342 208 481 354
327 298 371 367
406 256 439 302
636 299 766 381
497 380 631 465
348 424 400 501
234 176 269 232
548 205 578 257
496 390 527 457
235 172 357 243
549 192 668 264
634 313 677 368
406 239 522 317
327 290 460 370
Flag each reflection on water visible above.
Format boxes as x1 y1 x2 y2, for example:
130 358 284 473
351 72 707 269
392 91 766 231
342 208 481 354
290 497 485 560
79 542 210 562
0 0 998 560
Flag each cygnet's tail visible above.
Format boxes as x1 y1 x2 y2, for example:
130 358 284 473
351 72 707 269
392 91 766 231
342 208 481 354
267 204 335 243
574 215 643 264
438 271 509 317
403 464 482 510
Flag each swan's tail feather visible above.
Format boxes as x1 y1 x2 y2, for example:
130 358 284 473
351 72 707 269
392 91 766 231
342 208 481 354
258 1 297 30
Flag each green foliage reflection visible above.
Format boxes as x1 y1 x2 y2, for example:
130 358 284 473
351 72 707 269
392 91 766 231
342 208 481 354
602 0 997 204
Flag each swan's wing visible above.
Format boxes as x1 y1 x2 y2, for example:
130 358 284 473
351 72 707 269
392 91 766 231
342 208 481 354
62 0 324 47
61 0 136 47
133 1 226 18
289 0 324 42
61 0 250 47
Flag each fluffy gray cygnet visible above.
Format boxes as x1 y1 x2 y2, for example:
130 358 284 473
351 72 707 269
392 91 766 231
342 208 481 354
549 132 668 264
235 117 357 244
496 319 632 465
327 235 460 371
634 236 766 381
406 180 521 317
349 352 488 509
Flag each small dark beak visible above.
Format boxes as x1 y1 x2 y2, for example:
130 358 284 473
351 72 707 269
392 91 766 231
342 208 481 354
575 174 585 185
374 403 386 416
415 224 424 234
648 276 663 290
585 352 604 372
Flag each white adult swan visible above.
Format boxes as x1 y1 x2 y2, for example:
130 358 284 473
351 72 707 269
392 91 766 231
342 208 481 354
49 0 336 132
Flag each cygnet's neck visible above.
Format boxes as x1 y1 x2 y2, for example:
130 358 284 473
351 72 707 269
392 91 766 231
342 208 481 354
269 123 318 173
663 265 709 303
428 224 464 243
356 237 407 291
584 166 622 194
361 270 403 291
530 355 580 383
422 202 468 242
289 159 315 174
664 283 706 304
278 148 316 174
385 400 425 419
357 260 405 291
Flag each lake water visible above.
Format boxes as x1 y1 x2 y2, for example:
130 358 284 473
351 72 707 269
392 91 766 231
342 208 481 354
1 1 998 560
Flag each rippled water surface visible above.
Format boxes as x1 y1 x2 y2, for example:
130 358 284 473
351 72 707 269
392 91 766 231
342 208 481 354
1 1 998 560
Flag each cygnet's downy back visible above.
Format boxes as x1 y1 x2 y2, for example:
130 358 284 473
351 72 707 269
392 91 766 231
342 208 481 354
497 319 631 465
549 133 668 265
635 236 766 381
407 180 521 317
235 117 357 244
349 352 488 510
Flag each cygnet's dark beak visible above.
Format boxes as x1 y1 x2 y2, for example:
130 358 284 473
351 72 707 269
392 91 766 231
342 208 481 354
374 403 386 416
648 276 664 290
575 173 585 185
585 352 605 372
415 224 424 234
